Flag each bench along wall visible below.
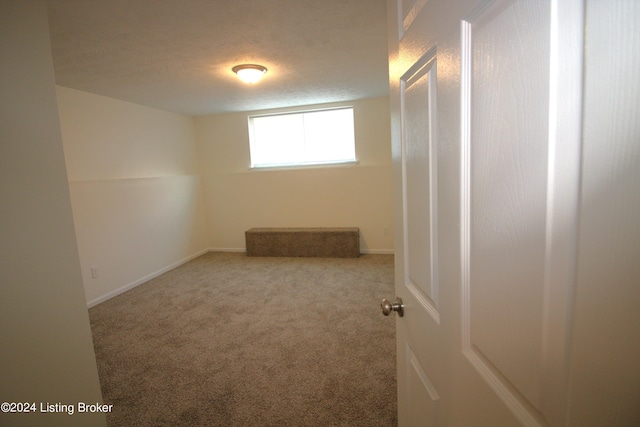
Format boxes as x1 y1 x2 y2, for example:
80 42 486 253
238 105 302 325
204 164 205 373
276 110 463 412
245 228 360 258
195 97 394 254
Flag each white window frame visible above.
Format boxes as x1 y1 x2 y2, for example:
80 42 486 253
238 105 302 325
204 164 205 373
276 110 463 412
247 106 357 169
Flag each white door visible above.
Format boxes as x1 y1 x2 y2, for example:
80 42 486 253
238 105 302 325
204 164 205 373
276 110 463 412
386 0 640 426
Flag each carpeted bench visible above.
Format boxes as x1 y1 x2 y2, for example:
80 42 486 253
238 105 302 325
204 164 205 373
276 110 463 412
245 227 360 258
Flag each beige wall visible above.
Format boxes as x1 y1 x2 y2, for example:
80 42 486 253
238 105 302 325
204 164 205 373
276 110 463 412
0 2 106 426
195 97 394 252
57 87 209 306
57 91 394 306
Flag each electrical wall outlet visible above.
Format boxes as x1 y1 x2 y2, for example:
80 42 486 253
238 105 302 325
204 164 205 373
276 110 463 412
91 266 100 279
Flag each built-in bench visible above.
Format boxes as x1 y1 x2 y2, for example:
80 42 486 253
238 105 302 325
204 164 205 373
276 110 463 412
245 227 360 258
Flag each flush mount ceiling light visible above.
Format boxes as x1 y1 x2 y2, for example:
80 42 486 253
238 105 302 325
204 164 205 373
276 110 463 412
232 64 267 84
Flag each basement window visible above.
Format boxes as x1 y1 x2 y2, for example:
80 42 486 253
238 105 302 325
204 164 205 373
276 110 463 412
248 107 356 169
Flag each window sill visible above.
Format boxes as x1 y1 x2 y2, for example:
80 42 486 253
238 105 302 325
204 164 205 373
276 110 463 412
248 160 359 172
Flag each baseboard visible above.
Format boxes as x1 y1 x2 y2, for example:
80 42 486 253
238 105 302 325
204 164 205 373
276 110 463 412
86 248 210 308
209 247 394 255
87 247 393 307
208 247 247 253
360 249 395 255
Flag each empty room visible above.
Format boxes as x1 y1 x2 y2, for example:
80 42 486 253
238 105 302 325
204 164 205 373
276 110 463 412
2 1 639 427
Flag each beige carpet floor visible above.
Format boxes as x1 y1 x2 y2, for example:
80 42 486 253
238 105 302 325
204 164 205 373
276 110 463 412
89 252 398 426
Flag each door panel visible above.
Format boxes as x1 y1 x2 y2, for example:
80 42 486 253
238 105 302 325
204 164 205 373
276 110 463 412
400 0 430 38
405 342 439 427
402 48 439 319
388 0 640 426
398 44 441 427
463 0 549 415
567 1 640 425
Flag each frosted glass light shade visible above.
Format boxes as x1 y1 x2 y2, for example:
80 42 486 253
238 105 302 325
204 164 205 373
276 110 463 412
232 64 267 84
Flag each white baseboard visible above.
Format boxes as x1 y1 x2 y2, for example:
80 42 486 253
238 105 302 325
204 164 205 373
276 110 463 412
208 247 247 253
360 249 395 255
87 247 393 307
86 248 209 308
207 247 394 255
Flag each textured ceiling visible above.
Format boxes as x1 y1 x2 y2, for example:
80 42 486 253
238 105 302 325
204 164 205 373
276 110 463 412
46 0 390 116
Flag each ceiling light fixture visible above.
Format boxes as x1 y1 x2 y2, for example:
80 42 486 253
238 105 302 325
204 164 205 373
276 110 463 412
232 64 267 84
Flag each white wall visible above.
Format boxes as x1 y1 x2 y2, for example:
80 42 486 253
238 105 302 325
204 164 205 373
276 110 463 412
57 87 209 306
195 97 394 253
0 2 106 426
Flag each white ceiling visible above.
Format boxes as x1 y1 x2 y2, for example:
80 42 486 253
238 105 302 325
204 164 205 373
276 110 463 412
46 0 390 116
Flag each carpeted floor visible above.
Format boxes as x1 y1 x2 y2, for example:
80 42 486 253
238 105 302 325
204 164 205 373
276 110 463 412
89 252 398 426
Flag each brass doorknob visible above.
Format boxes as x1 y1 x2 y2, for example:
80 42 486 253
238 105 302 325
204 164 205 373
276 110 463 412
381 297 404 317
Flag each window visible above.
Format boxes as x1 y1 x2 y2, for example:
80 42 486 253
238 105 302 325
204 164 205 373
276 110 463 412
248 107 356 169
